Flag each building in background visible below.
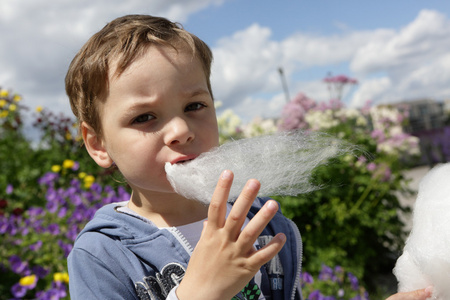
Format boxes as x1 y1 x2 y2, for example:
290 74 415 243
394 99 450 166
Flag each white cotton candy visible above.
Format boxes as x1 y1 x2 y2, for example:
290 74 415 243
165 130 352 205
393 163 450 299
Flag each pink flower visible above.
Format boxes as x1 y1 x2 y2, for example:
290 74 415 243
371 129 385 142
367 162 377 172
382 167 392 182
323 74 358 84
279 92 316 131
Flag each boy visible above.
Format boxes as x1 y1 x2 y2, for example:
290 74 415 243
66 14 432 300
66 14 301 299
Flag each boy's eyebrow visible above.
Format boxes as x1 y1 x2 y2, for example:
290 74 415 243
124 88 211 112
183 87 211 98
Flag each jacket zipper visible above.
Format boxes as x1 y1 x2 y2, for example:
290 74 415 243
166 227 194 255
288 218 303 300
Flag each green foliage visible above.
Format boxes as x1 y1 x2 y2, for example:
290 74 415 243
274 97 418 293
0 87 129 298
0 90 122 212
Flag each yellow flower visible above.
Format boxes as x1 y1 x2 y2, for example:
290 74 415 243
36 106 43 112
0 99 6 107
0 111 9 118
54 272 69 283
13 95 21 102
78 172 87 179
19 274 37 287
51 165 61 173
84 175 95 189
0 89 8 98
9 104 17 112
65 132 73 140
62 159 75 169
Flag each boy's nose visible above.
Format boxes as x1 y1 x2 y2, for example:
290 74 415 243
164 117 194 146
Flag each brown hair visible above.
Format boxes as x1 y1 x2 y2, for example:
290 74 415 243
65 14 213 136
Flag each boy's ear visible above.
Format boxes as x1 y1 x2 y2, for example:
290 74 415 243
81 122 114 168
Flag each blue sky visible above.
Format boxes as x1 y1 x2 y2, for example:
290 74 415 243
1 0 450 123
186 1 450 40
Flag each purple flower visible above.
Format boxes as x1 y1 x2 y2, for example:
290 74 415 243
58 240 73 258
47 223 60 235
90 183 102 195
38 172 59 186
28 207 45 218
57 206 68 218
32 265 49 278
72 161 80 171
9 255 29 274
66 224 80 241
301 271 314 285
6 184 13 194
309 290 325 300
11 282 27 298
118 186 131 201
70 193 83 206
46 200 58 214
36 286 66 300
347 272 359 290
318 264 336 281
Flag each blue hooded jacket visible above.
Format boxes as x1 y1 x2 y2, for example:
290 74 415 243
68 198 303 299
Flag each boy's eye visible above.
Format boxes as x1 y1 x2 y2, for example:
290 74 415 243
133 114 154 124
185 102 206 112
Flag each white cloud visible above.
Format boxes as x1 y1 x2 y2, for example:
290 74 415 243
211 24 282 105
0 0 225 114
351 10 450 76
210 22 391 119
1 3 449 126
350 77 392 107
348 10 450 107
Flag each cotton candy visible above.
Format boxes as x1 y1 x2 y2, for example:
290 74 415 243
393 163 450 299
165 130 353 204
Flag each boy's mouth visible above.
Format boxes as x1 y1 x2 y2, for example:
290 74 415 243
170 155 197 165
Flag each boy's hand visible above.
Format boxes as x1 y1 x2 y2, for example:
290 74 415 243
176 170 286 300
386 287 433 300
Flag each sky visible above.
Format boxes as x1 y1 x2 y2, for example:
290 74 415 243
1 0 450 124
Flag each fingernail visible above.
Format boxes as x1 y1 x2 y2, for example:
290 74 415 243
221 170 232 179
424 286 433 296
277 233 286 243
267 200 278 211
247 179 260 190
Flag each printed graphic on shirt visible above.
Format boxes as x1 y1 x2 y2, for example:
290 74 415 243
232 282 262 300
135 263 185 300
257 235 284 291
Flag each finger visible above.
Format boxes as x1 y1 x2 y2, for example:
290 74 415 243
237 200 279 250
385 286 433 300
249 233 286 266
224 179 260 240
207 170 234 230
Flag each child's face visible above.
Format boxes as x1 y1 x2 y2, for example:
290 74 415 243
90 45 219 195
